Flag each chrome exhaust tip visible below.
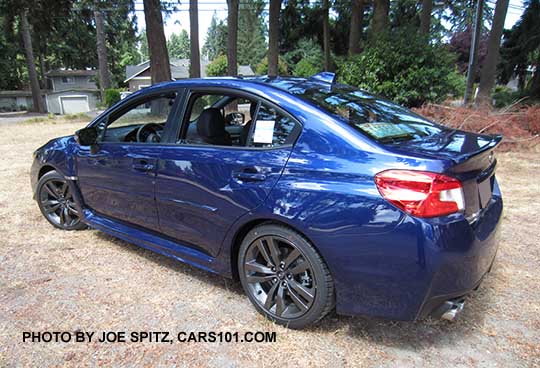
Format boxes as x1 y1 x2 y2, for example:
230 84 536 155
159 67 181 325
434 298 465 321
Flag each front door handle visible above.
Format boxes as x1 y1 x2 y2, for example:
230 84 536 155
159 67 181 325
88 155 107 165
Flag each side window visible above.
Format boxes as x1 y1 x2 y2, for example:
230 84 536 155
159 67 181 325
99 93 176 143
248 103 299 148
223 97 254 123
188 94 224 122
180 93 257 147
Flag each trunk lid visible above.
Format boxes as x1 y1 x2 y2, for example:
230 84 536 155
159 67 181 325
386 129 502 221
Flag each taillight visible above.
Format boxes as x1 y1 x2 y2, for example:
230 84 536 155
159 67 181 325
374 170 464 218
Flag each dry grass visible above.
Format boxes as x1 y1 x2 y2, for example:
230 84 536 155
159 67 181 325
413 104 540 152
0 118 539 367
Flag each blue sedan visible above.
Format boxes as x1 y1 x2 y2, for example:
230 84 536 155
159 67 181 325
30 73 503 329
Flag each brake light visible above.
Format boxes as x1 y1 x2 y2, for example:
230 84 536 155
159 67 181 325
374 170 464 218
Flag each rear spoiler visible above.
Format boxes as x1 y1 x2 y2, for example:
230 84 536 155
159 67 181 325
455 134 503 164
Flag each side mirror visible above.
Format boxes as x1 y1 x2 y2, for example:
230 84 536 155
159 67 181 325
75 126 98 146
225 112 245 126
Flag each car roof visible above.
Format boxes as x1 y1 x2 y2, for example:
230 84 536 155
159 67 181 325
148 75 331 96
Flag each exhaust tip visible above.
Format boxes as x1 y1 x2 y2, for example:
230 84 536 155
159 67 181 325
433 298 465 321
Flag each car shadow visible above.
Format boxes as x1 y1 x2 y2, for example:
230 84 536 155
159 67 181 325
94 231 245 295
94 230 499 349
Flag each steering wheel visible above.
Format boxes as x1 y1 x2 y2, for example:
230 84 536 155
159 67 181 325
136 123 164 143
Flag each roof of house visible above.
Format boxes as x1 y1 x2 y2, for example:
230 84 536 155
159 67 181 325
46 69 97 77
0 90 46 96
124 58 255 83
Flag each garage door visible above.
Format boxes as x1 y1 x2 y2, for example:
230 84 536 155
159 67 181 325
60 96 89 114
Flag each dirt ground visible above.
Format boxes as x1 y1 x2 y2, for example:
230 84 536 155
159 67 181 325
0 118 539 367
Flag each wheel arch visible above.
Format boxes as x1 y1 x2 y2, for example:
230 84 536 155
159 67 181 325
228 217 326 281
38 165 57 180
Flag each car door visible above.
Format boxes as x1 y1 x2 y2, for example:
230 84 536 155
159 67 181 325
155 89 302 257
76 89 181 231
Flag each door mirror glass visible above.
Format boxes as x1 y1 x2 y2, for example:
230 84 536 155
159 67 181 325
75 126 98 146
225 112 245 126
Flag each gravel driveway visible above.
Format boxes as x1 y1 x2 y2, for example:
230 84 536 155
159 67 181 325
0 112 49 125
0 119 539 367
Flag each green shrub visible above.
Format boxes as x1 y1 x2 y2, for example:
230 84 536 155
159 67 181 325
492 85 519 108
206 55 229 77
293 59 322 77
104 88 121 107
255 56 289 75
337 31 463 107
284 38 323 75
448 73 466 100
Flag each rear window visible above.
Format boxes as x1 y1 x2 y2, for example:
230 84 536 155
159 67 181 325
287 83 445 143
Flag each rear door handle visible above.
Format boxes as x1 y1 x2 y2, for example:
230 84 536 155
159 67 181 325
233 169 267 182
132 162 155 172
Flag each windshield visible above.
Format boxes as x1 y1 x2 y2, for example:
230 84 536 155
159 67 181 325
286 82 445 143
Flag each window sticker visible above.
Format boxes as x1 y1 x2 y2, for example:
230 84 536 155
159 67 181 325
253 120 275 144
357 122 413 140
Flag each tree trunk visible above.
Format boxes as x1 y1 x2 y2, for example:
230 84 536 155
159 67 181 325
227 0 239 76
94 5 111 100
371 0 389 38
143 0 171 84
268 0 281 76
420 0 433 35
529 52 540 98
38 52 45 88
476 0 509 106
517 64 526 92
189 0 201 78
20 9 45 113
349 0 364 55
322 0 331 70
463 0 484 105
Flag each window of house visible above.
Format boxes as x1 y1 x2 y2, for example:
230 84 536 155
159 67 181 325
61 76 75 84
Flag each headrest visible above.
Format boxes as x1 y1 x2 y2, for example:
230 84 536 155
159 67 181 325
197 108 226 138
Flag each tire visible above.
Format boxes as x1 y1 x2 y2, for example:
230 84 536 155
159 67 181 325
36 170 86 231
238 224 335 329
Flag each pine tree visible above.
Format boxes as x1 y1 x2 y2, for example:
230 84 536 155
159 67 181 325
168 30 190 59
202 13 227 61
476 0 510 105
499 0 540 96
227 0 239 76
268 0 280 75
238 0 267 68
143 0 171 83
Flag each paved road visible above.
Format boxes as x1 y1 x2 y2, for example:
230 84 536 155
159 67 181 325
0 112 48 125
0 111 102 125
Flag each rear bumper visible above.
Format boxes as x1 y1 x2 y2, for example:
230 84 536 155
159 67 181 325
416 194 502 319
332 188 503 320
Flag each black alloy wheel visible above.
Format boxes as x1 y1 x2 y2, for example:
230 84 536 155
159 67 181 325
37 171 86 230
238 224 334 329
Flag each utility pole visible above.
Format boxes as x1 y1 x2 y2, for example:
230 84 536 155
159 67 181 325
463 0 484 105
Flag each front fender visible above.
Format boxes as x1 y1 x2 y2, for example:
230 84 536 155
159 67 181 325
31 136 84 215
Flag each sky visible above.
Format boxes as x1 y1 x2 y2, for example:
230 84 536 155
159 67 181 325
134 0 526 50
